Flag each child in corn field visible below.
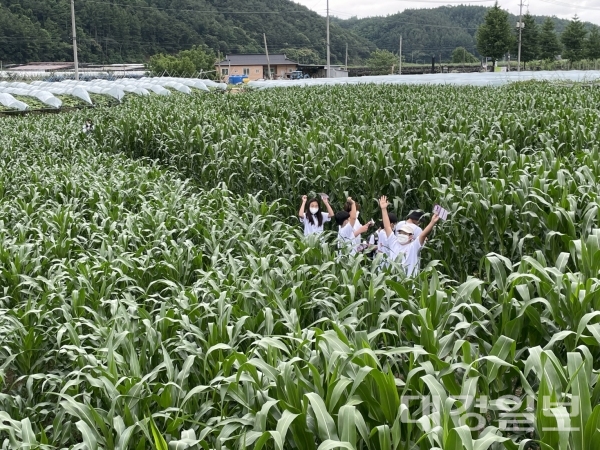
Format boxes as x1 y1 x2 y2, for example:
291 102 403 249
82 119 94 134
343 200 370 253
335 197 372 255
379 196 440 276
299 195 335 236
396 210 424 238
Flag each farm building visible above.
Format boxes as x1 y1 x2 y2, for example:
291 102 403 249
215 54 298 82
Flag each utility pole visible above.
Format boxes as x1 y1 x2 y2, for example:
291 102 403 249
218 50 222 82
264 33 271 80
70 0 79 80
326 0 330 78
517 0 524 72
399 35 402 75
345 43 348 71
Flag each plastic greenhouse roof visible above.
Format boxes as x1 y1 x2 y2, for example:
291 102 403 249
0 77 216 109
248 70 600 89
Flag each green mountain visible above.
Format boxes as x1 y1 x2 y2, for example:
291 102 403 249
2 1 597 67
0 0 375 65
335 5 597 62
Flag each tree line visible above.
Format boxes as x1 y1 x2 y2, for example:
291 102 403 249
1 0 598 72
0 0 374 65
476 3 600 68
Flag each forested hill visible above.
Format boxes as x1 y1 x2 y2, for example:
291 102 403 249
335 5 593 62
0 0 375 65
2 1 597 66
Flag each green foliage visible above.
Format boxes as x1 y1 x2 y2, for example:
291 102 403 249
337 5 488 62
516 13 540 67
337 5 588 63
2 83 600 450
366 49 398 74
539 17 563 60
476 2 515 65
148 45 217 78
585 26 600 60
0 0 374 65
451 46 479 63
561 16 588 62
279 48 321 65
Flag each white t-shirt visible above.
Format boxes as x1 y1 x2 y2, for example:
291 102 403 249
301 212 330 236
380 232 422 276
370 229 387 254
352 219 363 249
396 221 422 238
338 223 357 254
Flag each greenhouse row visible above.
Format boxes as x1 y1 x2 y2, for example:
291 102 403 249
0 77 225 111
248 70 600 89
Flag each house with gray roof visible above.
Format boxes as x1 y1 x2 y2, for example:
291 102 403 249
215 54 298 82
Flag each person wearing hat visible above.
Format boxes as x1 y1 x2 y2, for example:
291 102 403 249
379 196 440 276
395 210 424 238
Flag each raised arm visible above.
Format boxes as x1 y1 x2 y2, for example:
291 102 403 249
348 197 357 228
299 195 307 218
323 196 335 218
379 196 394 237
418 214 440 246
353 221 372 237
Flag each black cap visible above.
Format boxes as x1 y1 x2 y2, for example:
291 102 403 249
407 210 424 221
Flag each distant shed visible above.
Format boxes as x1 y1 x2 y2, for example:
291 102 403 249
215 54 298 82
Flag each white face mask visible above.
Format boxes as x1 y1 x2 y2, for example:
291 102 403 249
356 211 360 218
309 207 319 215
397 234 410 245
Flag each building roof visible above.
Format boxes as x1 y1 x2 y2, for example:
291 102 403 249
216 54 297 66
9 63 74 71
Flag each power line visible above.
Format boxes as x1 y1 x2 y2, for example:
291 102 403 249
392 0 494 3
327 12 480 29
77 0 313 14
537 0 600 10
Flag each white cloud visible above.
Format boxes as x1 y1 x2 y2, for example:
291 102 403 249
294 0 600 25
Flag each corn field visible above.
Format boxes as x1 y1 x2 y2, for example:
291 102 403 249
1 83 600 450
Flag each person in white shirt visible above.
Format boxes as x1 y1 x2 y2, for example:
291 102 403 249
343 200 371 253
379 196 440 276
335 197 372 254
82 119 94 134
396 210 424 238
299 195 335 236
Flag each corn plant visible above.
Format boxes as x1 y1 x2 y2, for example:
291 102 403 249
0 82 600 449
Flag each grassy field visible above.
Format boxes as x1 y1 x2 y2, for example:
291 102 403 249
1 83 600 449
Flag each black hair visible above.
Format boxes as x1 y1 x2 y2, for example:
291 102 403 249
335 211 350 226
388 213 398 225
305 198 323 227
407 210 424 221
343 201 360 213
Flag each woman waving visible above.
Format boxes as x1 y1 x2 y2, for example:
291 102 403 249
299 195 334 236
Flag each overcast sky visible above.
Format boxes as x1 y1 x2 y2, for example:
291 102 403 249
294 0 600 26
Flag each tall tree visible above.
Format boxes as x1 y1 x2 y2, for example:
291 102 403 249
476 2 515 69
585 26 600 60
561 15 587 62
515 13 539 69
539 18 562 60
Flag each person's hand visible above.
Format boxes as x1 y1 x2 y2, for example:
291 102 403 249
302 195 307 202
431 213 440 224
379 195 388 209
322 195 329 204
347 197 354 204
